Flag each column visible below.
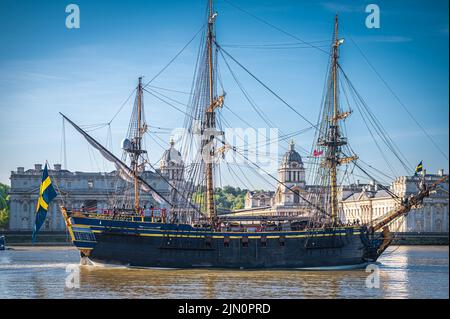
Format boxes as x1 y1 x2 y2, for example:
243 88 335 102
443 204 448 232
29 200 34 230
430 204 435 232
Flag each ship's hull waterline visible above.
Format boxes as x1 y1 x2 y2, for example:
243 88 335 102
66 215 384 269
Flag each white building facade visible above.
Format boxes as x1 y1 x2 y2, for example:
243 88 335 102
340 170 449 232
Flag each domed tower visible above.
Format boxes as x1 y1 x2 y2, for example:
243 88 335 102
275 140 306 205
160 138 184 181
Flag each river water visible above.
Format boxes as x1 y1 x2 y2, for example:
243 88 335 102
0 245 447 299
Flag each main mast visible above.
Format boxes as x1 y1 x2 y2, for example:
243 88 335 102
330 15 340 224
205 0 217 221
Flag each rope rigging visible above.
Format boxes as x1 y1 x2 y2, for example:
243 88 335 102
349 36 448 161
216 43 320 130
222 0 331 55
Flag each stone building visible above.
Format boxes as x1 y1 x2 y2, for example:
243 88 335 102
273 140 306 206
245 191 275 209
340 170 449 232
8 141 188 231
229 140 448 234
235 140 369 218
238 140 322 217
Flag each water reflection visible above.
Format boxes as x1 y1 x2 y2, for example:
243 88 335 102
0 246 448 299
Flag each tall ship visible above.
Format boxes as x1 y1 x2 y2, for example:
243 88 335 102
58 0 447 269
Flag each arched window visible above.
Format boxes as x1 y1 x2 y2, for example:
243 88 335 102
435 219 443 232
415 220 423 232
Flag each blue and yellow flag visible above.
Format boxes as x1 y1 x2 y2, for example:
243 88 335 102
414 160 423 176
32 164 57 244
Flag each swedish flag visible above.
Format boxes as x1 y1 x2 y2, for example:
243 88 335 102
32 164 57 243
415 161 423 175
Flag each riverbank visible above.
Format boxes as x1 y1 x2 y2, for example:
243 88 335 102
1 231 448 246
391 232 449 245
2 231 71 246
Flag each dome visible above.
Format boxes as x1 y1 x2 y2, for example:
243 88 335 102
281 140 303 166
161 138 183 167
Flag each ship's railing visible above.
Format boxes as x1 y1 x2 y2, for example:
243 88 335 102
67 207 169 223
66 207 365 232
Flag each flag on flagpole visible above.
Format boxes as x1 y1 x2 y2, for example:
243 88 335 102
414 161 423 176
313 149 324 157
32 164 58 244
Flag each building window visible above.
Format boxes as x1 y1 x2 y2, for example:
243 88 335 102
88 180 94 189
415 220 423 232
435 220 443 232
293 189 300 204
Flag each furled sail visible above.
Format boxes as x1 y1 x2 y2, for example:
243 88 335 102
60 113 171 207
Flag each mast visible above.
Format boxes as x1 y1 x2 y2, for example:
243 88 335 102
330 15 340 224
133 77 144 212
205 0 217 221
318 15 357 225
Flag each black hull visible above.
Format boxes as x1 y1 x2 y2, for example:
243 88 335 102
85 230 377 269
65 215 384 269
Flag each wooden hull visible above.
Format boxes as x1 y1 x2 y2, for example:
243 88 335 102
64 214 384 269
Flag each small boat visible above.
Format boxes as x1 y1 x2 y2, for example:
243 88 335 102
0 235 5 251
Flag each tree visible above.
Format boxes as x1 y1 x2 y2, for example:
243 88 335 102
0 183 10 229
191 186 248 214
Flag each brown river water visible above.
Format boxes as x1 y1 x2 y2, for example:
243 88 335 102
0 245 448 298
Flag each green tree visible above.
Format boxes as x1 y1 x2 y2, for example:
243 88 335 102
0 183 10 229
191 186 248 214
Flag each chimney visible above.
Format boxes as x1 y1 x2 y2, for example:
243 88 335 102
438 169 444 176
54 164 62 171
17 167 24 174
34 164 42 171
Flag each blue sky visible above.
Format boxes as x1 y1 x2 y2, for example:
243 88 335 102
0 0 448 188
